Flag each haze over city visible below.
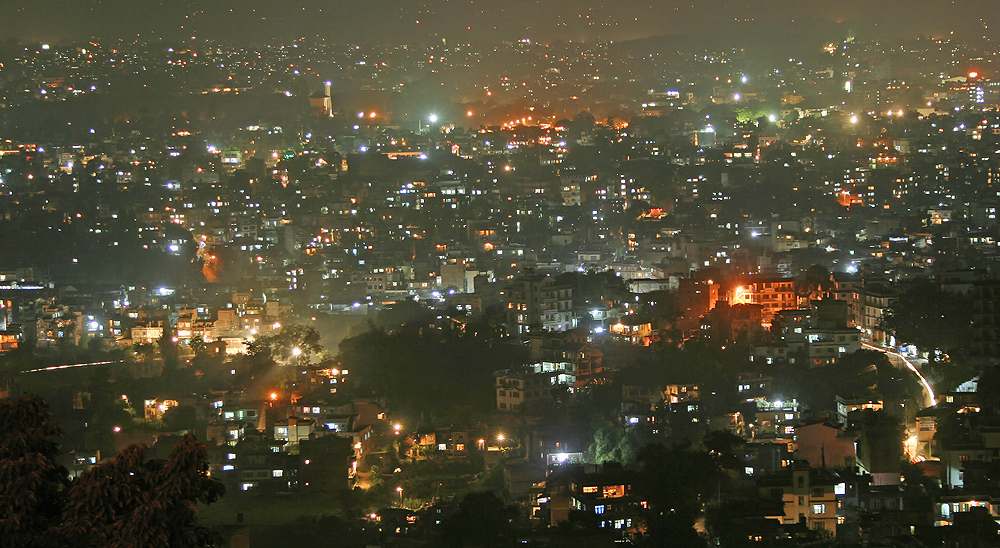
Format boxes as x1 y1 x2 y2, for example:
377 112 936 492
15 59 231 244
2 1 1000 548
3 0 998 46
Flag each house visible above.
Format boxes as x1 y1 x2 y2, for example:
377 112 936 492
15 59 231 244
609 316 656 346
758 464 841 536
274 416 316 445
540 463 648 537
794 419 857 470
495 362 576 412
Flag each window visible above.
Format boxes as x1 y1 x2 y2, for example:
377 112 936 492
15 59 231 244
227 453 236 460
812 504 826 515
272 470 283 478
582 486 599 494
594 505 605 514
222 465 234 471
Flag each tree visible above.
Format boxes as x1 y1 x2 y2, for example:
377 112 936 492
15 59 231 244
254 323 325 366
441 491 518 548
702 429 745 469
188 335 206 356
0 395 68 548
0 396 224 548
59 436 224 548
882 280 972 360
637 443 721 548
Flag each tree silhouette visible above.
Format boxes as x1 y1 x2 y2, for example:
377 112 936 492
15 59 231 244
441 491 518 548
0 396 224 548
59 435 224 548
0 395 68 548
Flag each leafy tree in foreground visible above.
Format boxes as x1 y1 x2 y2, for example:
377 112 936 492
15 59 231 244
0 395 68 548
0 396 224 548
59 435 224 548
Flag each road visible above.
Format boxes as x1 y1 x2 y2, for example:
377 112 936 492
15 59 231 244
863 342 936 409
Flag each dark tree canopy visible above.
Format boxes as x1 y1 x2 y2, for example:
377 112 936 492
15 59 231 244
0 396 224 548
883 280 972 358
0 395 68 548
441 491 519 548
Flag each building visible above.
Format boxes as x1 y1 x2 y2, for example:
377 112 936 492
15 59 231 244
503 273 574 335
758 464 842 536
540 464 647 536
495 362 576 412
731 278 797 326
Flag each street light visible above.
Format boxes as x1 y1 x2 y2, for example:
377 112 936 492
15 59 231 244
497 434 505 443
396 486 403 506
394 423 402 435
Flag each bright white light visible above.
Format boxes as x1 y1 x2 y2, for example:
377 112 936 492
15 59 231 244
291 347 302 357
428 114 438 123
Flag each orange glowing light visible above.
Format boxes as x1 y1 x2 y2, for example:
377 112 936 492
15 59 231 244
269 392 278 400
969 71 979 79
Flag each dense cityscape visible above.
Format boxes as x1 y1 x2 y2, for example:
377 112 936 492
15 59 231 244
2 5 1000 547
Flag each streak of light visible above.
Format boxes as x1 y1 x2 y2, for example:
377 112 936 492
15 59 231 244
863 343 936 407
22 360 121 373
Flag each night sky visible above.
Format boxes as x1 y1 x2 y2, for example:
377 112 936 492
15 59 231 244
2 0 996 46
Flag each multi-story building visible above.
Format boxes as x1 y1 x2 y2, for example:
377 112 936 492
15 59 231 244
503 273 574 335
541 464 647 537
495 362 576 412
860 284 895 344
731 278 797 327
758 464 841 536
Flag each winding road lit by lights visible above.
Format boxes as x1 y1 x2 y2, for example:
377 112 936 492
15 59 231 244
863 343 936 408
